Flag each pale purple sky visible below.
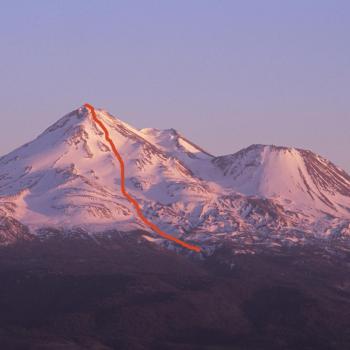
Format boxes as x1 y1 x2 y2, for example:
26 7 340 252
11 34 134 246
1 1 349 171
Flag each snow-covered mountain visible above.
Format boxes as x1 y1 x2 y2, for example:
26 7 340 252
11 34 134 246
0 105 349 249
212 144 350 217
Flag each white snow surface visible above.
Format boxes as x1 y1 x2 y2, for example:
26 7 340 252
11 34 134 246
213 145 350 217
0 106 349 246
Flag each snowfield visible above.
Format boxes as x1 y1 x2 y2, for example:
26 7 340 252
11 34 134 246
0 105 349 249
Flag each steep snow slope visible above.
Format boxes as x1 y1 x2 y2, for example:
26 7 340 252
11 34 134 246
0 106 349 248
140 127 213 160
0 106 214 236
212 145 350 218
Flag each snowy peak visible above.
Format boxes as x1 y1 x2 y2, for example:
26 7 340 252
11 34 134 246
0 106 349 247
212 144 350 217
140 127 213 160
0 105 211 233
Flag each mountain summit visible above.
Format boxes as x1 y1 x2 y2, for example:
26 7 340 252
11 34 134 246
213 144 350 216
0 105 349 248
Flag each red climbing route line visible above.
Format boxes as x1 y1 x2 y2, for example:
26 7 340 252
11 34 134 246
84 103 201 253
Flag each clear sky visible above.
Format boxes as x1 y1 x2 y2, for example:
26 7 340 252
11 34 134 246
1 1 349 171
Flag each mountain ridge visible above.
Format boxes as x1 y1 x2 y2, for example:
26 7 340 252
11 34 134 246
0 105 349 250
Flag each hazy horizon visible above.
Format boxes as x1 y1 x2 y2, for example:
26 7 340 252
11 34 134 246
1 1 349 171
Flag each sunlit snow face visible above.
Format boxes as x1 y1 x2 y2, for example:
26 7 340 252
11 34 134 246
0 106 349 247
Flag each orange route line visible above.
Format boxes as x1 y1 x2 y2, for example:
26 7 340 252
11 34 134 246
84 103 201 253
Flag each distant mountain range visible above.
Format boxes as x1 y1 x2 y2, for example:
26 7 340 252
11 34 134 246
0 105 349 250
